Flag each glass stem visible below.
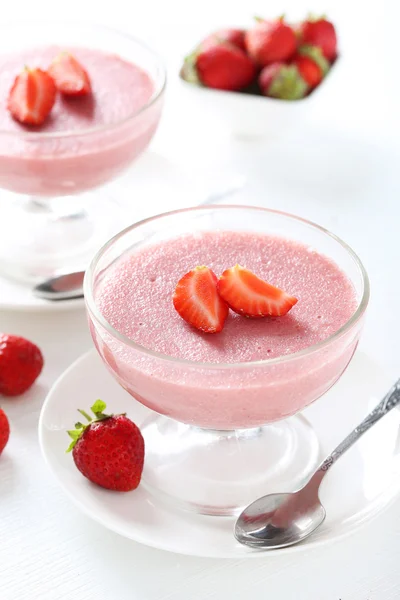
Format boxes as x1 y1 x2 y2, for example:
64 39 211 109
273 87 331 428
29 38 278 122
26 197 53 213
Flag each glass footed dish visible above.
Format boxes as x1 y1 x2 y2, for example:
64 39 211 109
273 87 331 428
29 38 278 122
85 205 369 516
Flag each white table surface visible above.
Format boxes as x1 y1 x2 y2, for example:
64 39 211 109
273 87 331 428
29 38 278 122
1 0 400 598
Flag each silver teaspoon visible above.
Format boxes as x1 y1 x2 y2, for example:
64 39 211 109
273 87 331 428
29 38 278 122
235 377 400 550
33 271 85 301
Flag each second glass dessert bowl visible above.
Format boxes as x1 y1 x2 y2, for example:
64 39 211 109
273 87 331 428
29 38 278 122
85 205 369 516
0 21 165 284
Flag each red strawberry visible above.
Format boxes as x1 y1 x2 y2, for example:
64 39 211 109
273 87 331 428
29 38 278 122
294 56 321 88
7 68 56 126
259 62 308 99
217 265 298 318
299 17 337 62
245 18 297 67
173 266 229 333
201 28 246 51
0 408 10 454
67 400 144 492
181 43 256 91
0 334 44 396
48 53 91 96
293 45 329 89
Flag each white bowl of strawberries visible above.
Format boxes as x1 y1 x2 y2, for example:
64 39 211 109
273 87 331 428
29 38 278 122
179 15 338 137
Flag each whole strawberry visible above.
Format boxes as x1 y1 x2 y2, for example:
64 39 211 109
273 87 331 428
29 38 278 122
201 28 246 51
0 408 10 454
245 17 297 67
293 45 329 89
181 43 256 91
67 400 144 492
259 62 308 100
298 16 337 62
0 334 44 396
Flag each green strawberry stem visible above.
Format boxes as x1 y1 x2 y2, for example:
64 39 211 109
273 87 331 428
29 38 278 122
268 65 309 100
180 51 201 85
307 12 326 22
78 409 92 422
254 13 284 23
66 400 111 453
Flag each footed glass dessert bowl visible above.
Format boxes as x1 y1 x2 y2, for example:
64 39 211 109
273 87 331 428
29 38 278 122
84 205 369 516
0 21 165 284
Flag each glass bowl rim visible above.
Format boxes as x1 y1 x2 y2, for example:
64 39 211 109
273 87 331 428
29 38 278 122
84 204 370 370
0 20 167 140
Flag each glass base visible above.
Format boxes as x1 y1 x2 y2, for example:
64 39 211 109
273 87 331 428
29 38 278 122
0 189 121 285
141 414 321 516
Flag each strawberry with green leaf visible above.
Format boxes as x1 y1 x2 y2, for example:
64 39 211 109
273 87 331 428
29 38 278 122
259 62 309 100
67 400 144 492
293 45 330 89
298 16 338 62
181 43 256 91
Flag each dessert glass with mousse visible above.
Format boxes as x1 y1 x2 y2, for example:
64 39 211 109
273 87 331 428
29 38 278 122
85 205 369 516
0 22 165 284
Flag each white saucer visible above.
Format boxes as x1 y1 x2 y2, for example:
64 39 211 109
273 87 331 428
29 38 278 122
0 276 85 312
39 348 400 558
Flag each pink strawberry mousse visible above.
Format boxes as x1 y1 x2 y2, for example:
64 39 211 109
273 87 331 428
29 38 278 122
92 231 360 429
0 46 162 195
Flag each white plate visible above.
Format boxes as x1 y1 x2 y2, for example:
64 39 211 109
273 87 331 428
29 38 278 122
0 150 244 312
39 348 400 558
0 276 85 312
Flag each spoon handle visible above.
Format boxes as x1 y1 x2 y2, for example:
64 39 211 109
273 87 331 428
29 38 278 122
319 377 400 475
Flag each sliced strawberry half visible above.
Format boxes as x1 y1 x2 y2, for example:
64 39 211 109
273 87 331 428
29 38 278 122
217 265 298 318
7 68 57 126
48 53 91 96
173 266 229 333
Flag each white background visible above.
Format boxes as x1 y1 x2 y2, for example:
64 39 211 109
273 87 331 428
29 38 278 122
1 0 400 598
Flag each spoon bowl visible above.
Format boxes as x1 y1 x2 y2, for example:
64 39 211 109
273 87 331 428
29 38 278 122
235 491 326 549
235 377 400 550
